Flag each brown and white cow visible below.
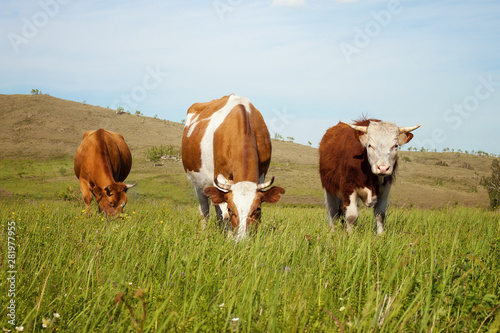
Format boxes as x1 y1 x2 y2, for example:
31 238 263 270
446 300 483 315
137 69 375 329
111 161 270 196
74 129 136 216
319 118 420 234
182 94 285 240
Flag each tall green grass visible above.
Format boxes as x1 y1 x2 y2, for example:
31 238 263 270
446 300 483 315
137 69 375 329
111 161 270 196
1 199 499 332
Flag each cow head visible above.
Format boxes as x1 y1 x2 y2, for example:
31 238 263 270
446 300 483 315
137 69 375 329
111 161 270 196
92 182 137 216
347 121 421 176
203 176 285 240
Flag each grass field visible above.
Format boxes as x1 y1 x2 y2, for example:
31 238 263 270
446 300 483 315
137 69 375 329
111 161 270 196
1 94 499 332
1 199 499 332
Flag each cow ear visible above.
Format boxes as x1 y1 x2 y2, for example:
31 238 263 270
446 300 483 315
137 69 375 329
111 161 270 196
116 183 129 193
104 186 113 197
398 132 414 145
357 132 369 146
204 186 228 205
92 186 104 202
261 186 285 204
347 123 369 146
351 129 368 146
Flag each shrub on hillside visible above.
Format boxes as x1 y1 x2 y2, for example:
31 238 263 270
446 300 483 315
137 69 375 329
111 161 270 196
146 145 180 164
460 162 474 170
481 159 500 209
435 160 449 167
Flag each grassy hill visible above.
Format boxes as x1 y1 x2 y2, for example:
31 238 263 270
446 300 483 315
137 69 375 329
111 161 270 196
0 94 495 208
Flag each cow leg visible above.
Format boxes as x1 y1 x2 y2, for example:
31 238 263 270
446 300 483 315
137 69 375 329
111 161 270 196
344 192 359 234
195 186 210 229
79 180 93 216
374 183 391 235
324 189 342 230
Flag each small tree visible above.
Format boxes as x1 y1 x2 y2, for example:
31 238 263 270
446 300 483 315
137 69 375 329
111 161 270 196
481 159 500 209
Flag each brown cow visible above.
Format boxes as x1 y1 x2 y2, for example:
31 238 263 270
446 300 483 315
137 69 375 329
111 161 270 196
182 94 285 241
319 118 420 234
74 129 136 216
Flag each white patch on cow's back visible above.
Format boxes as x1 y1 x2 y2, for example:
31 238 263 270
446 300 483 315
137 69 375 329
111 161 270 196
197 94 252 187
231 181 258 241
185 113 201 137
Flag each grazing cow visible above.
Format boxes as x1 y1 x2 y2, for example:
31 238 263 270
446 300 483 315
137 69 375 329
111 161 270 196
319 118 420 234
74 129 136 216
182 94 285 240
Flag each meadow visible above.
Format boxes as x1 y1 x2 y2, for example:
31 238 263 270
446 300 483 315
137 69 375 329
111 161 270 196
1 198 499 332
1 94 500 331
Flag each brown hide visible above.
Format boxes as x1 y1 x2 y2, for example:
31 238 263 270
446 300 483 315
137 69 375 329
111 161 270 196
182 95 284 237
181 95 231 173
319 120 393 210
74 129 134 216
213 103 272 183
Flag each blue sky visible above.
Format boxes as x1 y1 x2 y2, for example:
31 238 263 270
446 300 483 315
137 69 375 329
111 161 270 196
1 0 499 154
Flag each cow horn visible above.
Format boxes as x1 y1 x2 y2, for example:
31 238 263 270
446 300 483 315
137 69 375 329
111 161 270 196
257 176 275 190
126 182 137 189
214 175 232 192
346 123 368 133
399 125 421 133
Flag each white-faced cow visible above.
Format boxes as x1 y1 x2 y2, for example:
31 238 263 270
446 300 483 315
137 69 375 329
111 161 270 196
182 94 285 240
74 129 136 217
319 118 420 234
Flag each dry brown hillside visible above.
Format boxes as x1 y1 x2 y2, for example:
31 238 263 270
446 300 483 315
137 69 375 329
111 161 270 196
0 94 183 158
0 94 495 208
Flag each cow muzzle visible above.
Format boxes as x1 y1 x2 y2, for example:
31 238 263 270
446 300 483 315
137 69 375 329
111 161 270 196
375 165 392 175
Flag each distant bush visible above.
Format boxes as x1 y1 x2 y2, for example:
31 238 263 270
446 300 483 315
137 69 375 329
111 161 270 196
460 162 474 170
401 156 411 162
146 145 180 164
435 161 449 167
481 159 500 209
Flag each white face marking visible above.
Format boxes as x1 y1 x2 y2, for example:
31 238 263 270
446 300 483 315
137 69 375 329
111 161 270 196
231 181 258 241
364 122 400 175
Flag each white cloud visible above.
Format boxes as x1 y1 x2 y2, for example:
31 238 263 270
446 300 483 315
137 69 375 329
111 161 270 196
271 0 306 8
